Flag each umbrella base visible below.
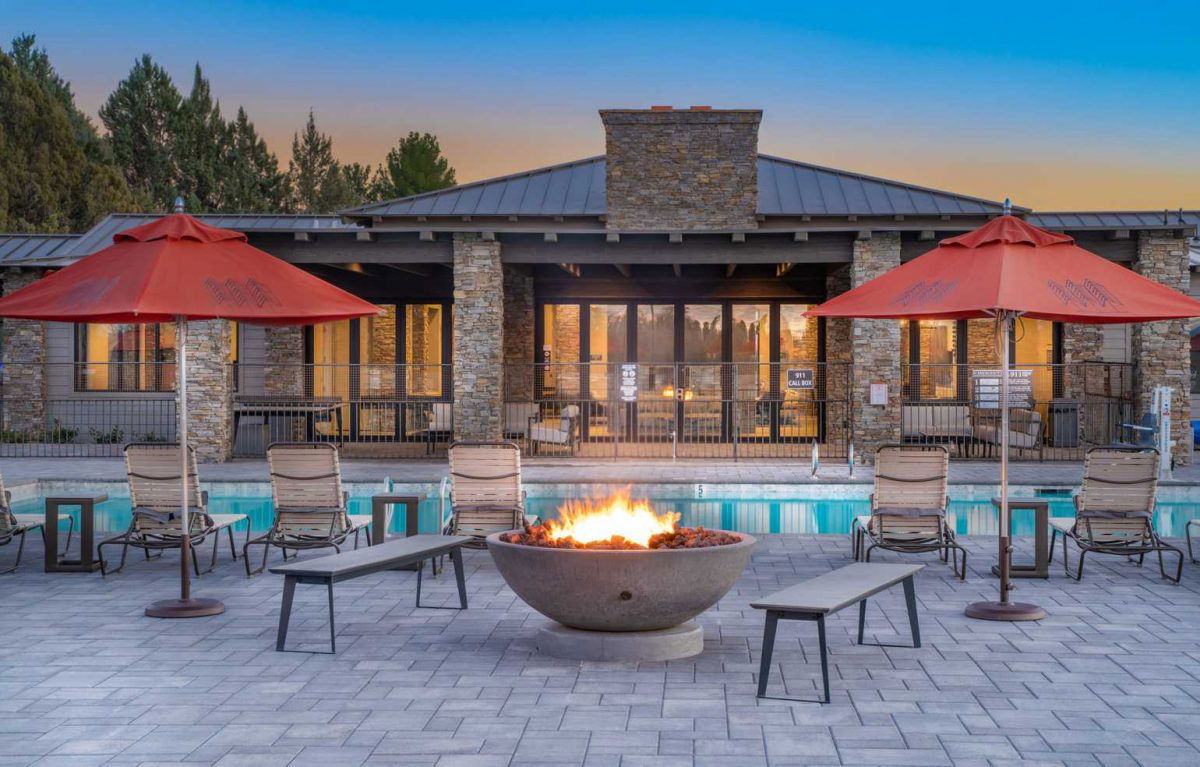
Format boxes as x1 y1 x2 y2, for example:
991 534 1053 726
144 598 226 619
964 600 1045 621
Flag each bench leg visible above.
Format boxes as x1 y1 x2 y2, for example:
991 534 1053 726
903 575 921 648
857 599 867 645
451 546 468 609
756 610 778 698
276 576 296 651
817 615 830 704
327 581 336 654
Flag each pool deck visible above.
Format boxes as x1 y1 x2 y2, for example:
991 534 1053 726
3 530 1199 766
4 456 1200 489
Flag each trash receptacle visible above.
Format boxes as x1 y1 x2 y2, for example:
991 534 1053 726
1049 399 1080 448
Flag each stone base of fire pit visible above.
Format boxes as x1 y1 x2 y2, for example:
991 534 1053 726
536 620 703 662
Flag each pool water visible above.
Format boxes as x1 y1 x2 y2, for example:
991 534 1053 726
13 495 1200 538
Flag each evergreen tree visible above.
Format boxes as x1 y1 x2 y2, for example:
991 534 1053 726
341 162 375 206
99 54 183 210
288 111 357 213
372 132 456 200
224 106 288 212
0 41 136 232
175 64 228 211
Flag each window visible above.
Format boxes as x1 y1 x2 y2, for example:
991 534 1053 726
76 323 176 392
902 320 958 400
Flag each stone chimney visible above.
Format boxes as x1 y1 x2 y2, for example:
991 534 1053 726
600 106 761 231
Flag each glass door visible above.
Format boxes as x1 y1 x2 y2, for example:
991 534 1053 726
682 304 723 442
587 304 628 438
731 303 771 440
635 304 675 440
779 304 818 440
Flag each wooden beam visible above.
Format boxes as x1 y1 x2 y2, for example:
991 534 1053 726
726 263 737 277
543 232 558 243
461 215 472 222
918 230 936 241
355 231 375 242
507 215 519 222
793 231 809 242
419 230 435 242
672 263 682 277
293 232 312 242
731 232 746 243
669 233 683 244
557 263 581 277
856 229 872 240
606 232 621 243
776 262 795 277
481 231 496 241
893 215 905 222
1106 229 1131 240
613 263 631 278
378 263 431 277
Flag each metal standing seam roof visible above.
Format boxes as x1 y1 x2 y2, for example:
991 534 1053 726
0 233 81 266
69 213 362 258
342 154 1022 220
1028 211 1200 230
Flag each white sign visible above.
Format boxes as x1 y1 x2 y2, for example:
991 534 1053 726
869 383 888 406
972 369 1033 408
619 363 638 402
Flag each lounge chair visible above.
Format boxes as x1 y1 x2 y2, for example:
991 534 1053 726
527 405 581 455
99 443 248 576
442 441 535 547
1188 519 1200 564
244 442 372 575
1 473 74 574
1050 447 1183 583
852 444 965 580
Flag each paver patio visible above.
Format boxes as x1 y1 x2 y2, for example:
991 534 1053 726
3 528 1199 767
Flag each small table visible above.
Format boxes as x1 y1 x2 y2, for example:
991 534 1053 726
371 494 426 570
44 494 107 573
990 497 1050 579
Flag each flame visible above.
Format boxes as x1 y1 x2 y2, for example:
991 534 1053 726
546 489 680 548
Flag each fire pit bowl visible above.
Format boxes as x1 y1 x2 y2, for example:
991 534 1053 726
485 531 756 632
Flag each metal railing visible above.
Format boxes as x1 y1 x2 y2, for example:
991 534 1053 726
900 362 1134 461
0 363 176 457
503 361 852 460
231 363 453 457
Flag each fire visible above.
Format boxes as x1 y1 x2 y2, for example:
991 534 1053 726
546 489 680 548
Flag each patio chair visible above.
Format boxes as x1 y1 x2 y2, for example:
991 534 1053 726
852 444 965 579
442 441 536 547
1 473 74 574
1188 519 1199 564
244 442 372 575
972 407 1044 459
99 443 248 576
527 405 581 455
1050 447 1183 583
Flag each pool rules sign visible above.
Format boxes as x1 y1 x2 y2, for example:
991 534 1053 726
972 369 1033 408
619 364 638 402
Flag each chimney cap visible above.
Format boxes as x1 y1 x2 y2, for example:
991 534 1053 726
689 105 711 111
650 105 673 111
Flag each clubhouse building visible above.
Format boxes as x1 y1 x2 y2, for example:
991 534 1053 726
1 107 1196 463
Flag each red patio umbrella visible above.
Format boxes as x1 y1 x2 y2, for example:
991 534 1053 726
0 212 380 618
808 213 1200 621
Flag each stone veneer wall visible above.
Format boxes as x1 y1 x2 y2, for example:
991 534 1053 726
1 269 45 436
822 267 852 453
453 233 504 441
966 319 1001 365
181 319 232 462
849 233 902 461
263 326 306 442
1132 230 1191 465
600 108 761 231
502 265 535 401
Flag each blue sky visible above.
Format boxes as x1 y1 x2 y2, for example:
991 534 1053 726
6 0 1199 208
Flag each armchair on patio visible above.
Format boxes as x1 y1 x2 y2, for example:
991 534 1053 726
504 402 540 439
527 405 581 455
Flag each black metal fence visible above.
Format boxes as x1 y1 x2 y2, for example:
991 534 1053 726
900 362 1134 461
502 361 852 460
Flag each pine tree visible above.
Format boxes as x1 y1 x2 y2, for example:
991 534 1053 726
288 111 359 213
341 162 375 207
224 106 288 212
0 40 135 232
373 132 456 200
99 54 183 210
175 64 228 211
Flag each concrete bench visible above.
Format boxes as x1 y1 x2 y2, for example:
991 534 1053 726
269 534 471 654
751 562 923 703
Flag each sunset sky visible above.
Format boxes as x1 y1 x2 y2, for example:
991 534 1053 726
8 0 1200 211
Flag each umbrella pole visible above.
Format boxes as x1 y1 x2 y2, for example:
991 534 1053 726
965 311 1045 622
145 317 225 619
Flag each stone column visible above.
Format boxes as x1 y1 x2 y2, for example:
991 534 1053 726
966 319 1001 366
1 269 46 437
849 233 902 461
263 326 306 442
503 264 535 401
181 319 233 462
1132 230 1191 465
453 233 504 441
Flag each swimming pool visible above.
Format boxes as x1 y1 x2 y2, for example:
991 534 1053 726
11 493 1200 538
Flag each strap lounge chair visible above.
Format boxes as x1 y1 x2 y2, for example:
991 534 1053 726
442 441 534 546
1050 447 1183 583
99 443 248 576
1 473 74 574
852 444 965 580
1188 519 1199 564
244 443 372 575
